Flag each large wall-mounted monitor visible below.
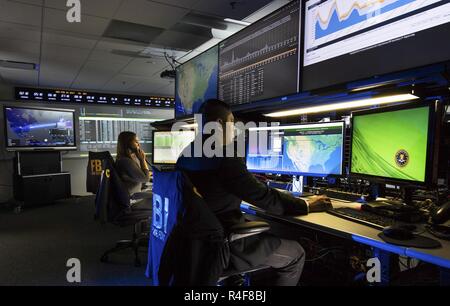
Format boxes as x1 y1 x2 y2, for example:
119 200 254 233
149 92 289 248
219 0 301 105
4 106 76 151
246 121 345 176
350 102 440 186
175 46 219 117
302 0 450 91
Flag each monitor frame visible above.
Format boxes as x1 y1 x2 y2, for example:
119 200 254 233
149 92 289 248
245 120 346 177
348 101 441 187
300 0 450 92
217 0 302 106
151 129 196 166
174 45 219 118
3 105 77 151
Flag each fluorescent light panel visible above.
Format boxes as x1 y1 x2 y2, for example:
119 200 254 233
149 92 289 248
224 18 251 26
79 117 161 122
264 94 419 118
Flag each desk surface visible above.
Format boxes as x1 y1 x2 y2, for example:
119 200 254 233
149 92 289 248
241 200 450 269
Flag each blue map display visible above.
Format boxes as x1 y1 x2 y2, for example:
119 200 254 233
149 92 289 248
175 46 218 117
246 126 344 176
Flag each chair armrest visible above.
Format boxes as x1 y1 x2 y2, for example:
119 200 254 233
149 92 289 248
228 221 270 243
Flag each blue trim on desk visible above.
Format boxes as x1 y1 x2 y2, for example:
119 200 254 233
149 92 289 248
405 249 450 269
240 203 256 215
351 235 407 256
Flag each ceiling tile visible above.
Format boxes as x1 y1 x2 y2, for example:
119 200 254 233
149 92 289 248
114 0 189 29
0 1 42 27
0 68 38 86
71 60 129 90
44 0 123 18
41 43 91 63
43 31 98 50
152 83 175 96
38 59 83 88
129 77 174 94
149 0 201 9
44 7 109 37
88 50 133 65
0 38 41 62
0 22 41 42
102 74 142 91
152 30 211 51
193 0 273 19
94 39 147 53
121 58 168 77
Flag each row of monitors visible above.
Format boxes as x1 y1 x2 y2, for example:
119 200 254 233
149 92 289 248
175 0 450 116
153 102 440 187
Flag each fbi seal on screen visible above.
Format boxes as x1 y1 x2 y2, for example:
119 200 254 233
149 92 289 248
395 150 409 167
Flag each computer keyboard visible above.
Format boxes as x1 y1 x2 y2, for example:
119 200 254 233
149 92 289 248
327 207 396 230
312 188 366 202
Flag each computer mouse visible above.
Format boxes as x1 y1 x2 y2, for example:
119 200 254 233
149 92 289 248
382 226 414 240
431 202 450 225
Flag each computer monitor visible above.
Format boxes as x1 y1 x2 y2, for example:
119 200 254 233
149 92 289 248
246 121 345 176
151 130 196 165
218 0 301 105
302 0 450 91
175 45 219 117
350 102 440 186
3 106 76 151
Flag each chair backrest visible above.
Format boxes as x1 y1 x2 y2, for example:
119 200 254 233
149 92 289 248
94 153 131 224
86 151 115 194
146 167 225 286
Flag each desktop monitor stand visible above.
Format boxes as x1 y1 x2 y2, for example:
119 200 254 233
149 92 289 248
292 175 303 196
367 183 415 207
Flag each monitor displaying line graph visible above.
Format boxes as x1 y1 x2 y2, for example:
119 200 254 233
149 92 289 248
302 0 450 91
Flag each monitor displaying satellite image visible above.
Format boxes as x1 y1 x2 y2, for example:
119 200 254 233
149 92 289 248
175 46 218 117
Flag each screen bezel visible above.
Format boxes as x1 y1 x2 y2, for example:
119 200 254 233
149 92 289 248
151 129 196 166
245 120 346 177
174 45 219 118
300 0 450 92
3 105 77 151
348 101 439 187
217 0 302 106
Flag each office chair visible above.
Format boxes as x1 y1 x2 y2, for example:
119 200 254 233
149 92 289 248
94 154 151 267
147 168 270 286
86 151 115 194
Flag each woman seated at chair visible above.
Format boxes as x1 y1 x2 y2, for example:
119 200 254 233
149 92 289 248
115 131 152 207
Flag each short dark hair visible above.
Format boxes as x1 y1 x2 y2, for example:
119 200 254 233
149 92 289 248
200 99 231 123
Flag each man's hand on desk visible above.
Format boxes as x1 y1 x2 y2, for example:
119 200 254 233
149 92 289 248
307 195 332 213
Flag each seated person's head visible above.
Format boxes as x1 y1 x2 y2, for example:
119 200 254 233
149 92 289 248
199 99 235 146
117 131 140 159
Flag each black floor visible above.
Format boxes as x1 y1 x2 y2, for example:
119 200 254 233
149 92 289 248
0 197 151 286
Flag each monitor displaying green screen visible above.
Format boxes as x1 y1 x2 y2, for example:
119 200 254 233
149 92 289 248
351 106 430 183
153 130 195 164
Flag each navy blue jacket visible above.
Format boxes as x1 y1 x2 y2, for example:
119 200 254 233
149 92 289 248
176 139 308 270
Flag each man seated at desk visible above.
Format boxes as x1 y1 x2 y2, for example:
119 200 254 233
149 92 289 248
177 99 332 286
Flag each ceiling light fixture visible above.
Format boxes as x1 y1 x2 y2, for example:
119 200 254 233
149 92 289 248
224 18 251 26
